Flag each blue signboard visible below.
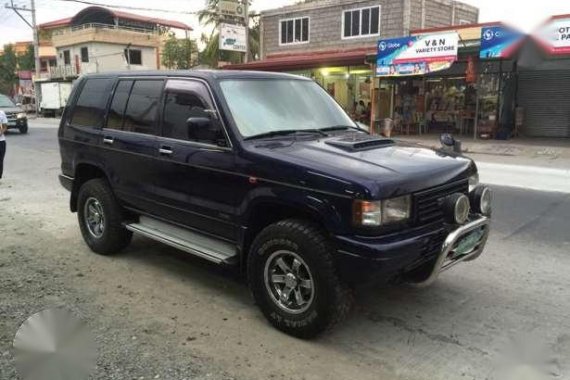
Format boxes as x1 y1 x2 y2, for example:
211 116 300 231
480 26 525 59
376 33 459 76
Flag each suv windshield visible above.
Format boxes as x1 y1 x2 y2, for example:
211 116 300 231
0 94 16 108
219 79 356 138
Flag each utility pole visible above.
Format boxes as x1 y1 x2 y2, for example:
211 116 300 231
243 0 249 63
5 0 41 115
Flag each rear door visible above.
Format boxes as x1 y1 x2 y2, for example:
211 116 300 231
153 78 239 241
101 78 164 214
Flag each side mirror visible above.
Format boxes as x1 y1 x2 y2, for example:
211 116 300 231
186 116 211 130
16 103 22 107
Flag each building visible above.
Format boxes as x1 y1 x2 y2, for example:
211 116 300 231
229 0 478 115
38 6 192 79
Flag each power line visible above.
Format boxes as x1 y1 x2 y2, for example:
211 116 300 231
55 0 200 15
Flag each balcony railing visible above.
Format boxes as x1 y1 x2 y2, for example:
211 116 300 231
48 65 78 79
52 23 158 36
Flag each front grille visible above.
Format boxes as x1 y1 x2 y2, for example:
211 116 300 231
413 179 469 225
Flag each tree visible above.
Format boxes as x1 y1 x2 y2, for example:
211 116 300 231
198 0 260 67
17 44 35 71
162 34 198 69
0 44 18 95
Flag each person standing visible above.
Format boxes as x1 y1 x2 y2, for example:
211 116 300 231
0 109 7 179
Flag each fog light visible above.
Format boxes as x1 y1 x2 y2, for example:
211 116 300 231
443 193 470 224
470 186 492 216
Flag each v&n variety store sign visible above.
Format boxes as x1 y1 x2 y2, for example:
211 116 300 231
376 32 459 77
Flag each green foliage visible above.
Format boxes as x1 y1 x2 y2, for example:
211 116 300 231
18 44 35 71
0 44 19 94
162 34 198 70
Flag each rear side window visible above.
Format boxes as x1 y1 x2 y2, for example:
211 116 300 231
70 78 113 127
122 80 163 135
106 80 133 130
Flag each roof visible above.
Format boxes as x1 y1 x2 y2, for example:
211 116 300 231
80 70 310 81
39 6 191 30
224 47 376 71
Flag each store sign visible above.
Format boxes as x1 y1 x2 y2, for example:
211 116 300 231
480 25 525 59
536 17 570 55
218 1 245 18
376 32 459 77
219 23 247 52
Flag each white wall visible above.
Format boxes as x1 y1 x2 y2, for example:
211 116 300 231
56 42 158 74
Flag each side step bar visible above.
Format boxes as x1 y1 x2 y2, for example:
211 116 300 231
125 216 238 265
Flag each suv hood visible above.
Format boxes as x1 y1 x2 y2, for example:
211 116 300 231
245 134 475 198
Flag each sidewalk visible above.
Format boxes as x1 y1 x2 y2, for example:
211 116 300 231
395 134 570 169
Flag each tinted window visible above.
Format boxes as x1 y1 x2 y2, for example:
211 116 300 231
106 80 133 130
162 80 223 144
371 7 380 34
123 80 162 135
70 78 113 127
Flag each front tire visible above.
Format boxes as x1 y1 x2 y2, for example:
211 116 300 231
19 124 28 134
248 219 352 339
77 178 132 255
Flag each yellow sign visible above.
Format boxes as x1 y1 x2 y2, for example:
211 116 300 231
219 1 245 18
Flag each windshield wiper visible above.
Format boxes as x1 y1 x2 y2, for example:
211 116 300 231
244 129 327 141
319 125 366 133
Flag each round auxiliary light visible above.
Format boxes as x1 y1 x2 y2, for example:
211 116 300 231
470 186 492 216
443 193 471 225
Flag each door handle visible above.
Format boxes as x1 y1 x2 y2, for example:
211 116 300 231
103 136 114 145
159 146 173 156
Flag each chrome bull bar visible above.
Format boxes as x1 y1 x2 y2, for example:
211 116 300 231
414 216 490 288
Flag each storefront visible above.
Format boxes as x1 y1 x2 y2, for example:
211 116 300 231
370 24 518 139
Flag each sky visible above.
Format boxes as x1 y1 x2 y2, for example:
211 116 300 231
1 0 569 47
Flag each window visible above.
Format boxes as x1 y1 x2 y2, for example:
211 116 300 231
106 80 133 130
219 79 354 138
280 17 309 45
81 47 89 63
122 80 163 135
63 50 71 65
124 49 142 65
70 78 114 128
459 19 471 25
343 6 380 38
162 80 224 145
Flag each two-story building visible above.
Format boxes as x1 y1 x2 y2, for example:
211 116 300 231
39 6 191 79
228 0 478 114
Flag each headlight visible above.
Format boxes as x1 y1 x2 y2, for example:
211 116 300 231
470 185 492 216
353 195 411 227
16 113 26 119
468 173 479 192
443 193 470 224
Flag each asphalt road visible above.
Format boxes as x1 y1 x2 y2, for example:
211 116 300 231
1 121 569 380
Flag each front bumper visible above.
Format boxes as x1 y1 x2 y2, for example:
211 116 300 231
6 118 27 129
332 215 490 286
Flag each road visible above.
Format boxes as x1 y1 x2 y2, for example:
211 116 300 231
1 120 569 380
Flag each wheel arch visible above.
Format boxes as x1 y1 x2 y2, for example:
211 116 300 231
70 163 108 212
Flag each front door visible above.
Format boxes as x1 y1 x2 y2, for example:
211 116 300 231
153 79 239 241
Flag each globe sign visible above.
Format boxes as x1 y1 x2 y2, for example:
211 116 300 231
483 29 495 41
379 41 387 51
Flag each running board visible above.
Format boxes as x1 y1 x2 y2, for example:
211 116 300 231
125 216 237 265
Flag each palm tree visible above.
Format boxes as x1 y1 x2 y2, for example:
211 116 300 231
198 0 259 67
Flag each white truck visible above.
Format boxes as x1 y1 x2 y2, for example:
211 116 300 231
39 81 73 117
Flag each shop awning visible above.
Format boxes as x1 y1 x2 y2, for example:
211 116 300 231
223 47 376 71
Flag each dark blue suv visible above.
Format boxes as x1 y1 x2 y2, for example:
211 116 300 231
58 70 491 338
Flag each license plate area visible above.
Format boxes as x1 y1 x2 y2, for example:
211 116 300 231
447 226 486 260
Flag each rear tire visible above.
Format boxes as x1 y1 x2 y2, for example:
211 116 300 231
248 219 352 339
77 178 132 255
